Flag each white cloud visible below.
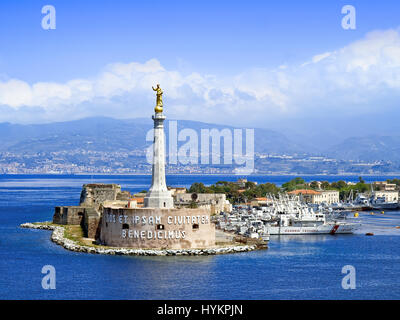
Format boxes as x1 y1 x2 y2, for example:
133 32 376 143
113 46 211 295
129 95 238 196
312 52 332 63
301 51 333 66
0 79 32 107
2 28 400 125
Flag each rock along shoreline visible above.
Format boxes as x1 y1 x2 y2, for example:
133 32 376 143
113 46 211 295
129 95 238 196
20 222 259 256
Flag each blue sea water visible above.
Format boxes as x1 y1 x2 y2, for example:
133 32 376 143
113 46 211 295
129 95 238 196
0 174 399 300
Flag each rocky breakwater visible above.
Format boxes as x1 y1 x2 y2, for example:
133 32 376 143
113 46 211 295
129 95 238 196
20 222 261 256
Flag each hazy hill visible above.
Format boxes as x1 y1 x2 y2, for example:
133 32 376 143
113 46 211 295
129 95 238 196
2 118 399 164
0 117 153 152
0 117 302 155
327 135 400 162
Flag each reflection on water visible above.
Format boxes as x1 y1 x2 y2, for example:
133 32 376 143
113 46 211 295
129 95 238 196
116 256 217 298
356 211 400 236
270 234 334 243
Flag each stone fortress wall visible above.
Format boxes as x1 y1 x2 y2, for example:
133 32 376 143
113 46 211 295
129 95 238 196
174 192 232 214
79 184 131 208
100 207 215 249
52 184 221 247
53 183 131 238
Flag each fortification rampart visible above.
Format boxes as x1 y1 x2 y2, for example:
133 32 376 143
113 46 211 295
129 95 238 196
100 207 215 249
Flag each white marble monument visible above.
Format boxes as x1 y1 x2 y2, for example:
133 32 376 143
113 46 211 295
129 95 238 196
144 85 174 209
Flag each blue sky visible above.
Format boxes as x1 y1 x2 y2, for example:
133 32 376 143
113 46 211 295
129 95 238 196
1 0 399 81
1 0 400 142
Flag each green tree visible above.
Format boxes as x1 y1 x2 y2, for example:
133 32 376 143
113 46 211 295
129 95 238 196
320 181 330 190
245 181 256 189
282 177 306 191
309 181 319 189
189 182 207 193
354 182 368 193
387 179 400 188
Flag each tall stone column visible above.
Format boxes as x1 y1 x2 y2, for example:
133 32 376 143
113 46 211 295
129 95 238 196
144 112 174 208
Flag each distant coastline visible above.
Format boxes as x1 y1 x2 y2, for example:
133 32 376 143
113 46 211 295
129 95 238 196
2 173 400 177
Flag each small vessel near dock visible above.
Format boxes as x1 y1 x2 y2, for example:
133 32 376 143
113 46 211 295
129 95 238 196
330 192 399 211
370 195 399 210
264 212 359 235
348 193 372 211
216 194 361 237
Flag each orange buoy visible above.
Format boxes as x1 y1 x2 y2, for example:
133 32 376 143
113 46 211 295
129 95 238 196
365 232 374 236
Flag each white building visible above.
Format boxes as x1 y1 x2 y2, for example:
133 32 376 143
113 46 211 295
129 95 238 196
372 191 399 202
288 189 339 205
314 190 340 204
374 182 397 191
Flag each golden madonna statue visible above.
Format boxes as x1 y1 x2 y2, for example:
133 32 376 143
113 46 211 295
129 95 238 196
152 84 163 113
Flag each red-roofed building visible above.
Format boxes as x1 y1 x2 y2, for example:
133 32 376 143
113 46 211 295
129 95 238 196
130 197 144 207
288 189 339 204
288 189 321 196
250 197 273 207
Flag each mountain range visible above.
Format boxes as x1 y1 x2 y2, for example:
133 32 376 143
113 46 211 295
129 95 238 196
327 135 400 163
0 117 302 155
0 117 399 163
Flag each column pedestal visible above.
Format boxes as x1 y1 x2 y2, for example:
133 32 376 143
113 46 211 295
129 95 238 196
144 112 174 209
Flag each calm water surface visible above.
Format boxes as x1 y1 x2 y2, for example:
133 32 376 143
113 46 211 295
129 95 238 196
0 174 399 299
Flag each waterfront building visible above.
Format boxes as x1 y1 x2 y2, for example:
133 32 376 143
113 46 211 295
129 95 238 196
168 187 187 196
233 178 257 187
288 189 339 205
371 190 399 202
374 181 397 191
250 197 271 207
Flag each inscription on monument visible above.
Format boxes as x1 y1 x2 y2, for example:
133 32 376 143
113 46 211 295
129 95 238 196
104 213 210 240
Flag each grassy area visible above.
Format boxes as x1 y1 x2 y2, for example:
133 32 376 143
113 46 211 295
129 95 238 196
32 221 104 248
63 225 86 246
33 221 53 226
62 224 115 248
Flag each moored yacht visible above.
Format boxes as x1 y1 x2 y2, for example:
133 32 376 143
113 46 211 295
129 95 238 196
264 211 360 235
217 193 361 236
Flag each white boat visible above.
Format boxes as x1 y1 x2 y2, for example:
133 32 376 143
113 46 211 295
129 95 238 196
264 212 360 235
351 194 371 210
217 192 361 237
